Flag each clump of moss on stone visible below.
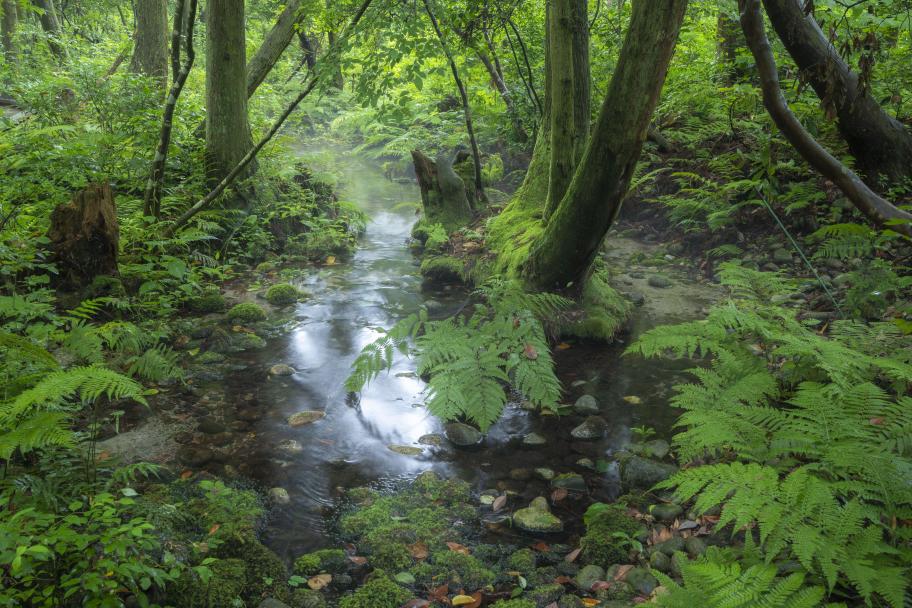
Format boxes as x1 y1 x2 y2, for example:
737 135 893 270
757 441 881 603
423 223 450 253
420 255 465 283
507 548 537 574
168 557 246 607
430 551 496 591
490 600 537 608
294 548 347 576
562 267 632 341
189 291 227 313
338 574 411 608
287 230 354 262
265 283 303 306
227 302 267 323
579 503 643 569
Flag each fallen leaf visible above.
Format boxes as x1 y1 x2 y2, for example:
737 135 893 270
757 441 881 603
613 565 634 581
401 600 430 608
326 256 336 265
532 542 550 552
564 548 581 562
649 525 673 545
553 575 573 585
581 599 600 607
179 470 193 480
307 574 332 590
556 342 571 350
348 556 367 566
623 395 642 405
591 581 613 591
208 523 221 535
408 542 429 560
870 417 885 425
95 450 112 462
451 595 475 607
446 541 470 555
492 495 507 512
524 343 538 360
429 584 450 602
551 488 568 502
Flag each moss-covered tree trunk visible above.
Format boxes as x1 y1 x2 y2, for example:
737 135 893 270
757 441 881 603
34 0 65 58
545 0 576 217
570 0 589 162
1 0 17 59
205 0 255 184
412 149 473 232
526 0 688 291
762 0 912 186
130 0 169 90
245 0 304 98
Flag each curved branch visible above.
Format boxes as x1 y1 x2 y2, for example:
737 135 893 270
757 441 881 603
739 0 912 238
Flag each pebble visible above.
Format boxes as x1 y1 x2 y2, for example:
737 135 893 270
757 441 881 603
270 364 296 376
269 487 290 504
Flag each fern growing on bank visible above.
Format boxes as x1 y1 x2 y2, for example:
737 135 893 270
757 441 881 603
627 263 912 607
346 280 571 430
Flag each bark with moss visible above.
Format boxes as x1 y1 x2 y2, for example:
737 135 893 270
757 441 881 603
412 150 473 232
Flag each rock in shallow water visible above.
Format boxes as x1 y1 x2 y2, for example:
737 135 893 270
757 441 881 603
269 487 290 504
571 416 608 440
619 454 678 491
287 410 325 427
522 432 547 447
444 422 483 446
575 564 605 591
269 364 296 376
388 444 423 456
513 496 563 533
573 394 600 415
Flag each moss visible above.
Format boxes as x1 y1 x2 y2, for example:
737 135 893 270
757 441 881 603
412 472 471 505
239 540 290 601
338 575 411 608
490 600 537 608
420 255 465 283
287 230 353 261
367 541 413 571
290 588 327 608
168 558 246 607
256 261 278 273
527 583 564 605
227 302 267 322
189 292 227 313
411 220 431 244
423 223 450 253
563 268 632 341
265 283 302 306
431 551 496 591
580 503 643 569
507 548 537 574
293 548 347 576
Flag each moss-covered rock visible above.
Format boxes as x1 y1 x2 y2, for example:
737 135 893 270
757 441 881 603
562 268 632 341
513 497 563 534
337 575 411 608
420 255 465 283
431 551 496 591
227 302 267 323
579 503 642 569
507 548 537 574
293 548 347 576
168 558 247 607
527 583 564 605
290 588 327 608
266 283 303 306
490 600 537 608
189 291 227 313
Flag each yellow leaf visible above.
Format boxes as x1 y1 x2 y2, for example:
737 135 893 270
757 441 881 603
581 599 600 607
308 574 332 590
622 395 641 405
326 256 336 265
451 595 475 606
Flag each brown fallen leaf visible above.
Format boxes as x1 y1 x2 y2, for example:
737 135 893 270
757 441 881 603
551 488 568 502
581 599 600 607
446 541 470 555
556 342 571 350
451 595 476 606
307 574 332 590
348 556 367 566
614 565 634 581
564 547 582 562
208 523 221 535
179 470 193 480
524 343 538 360
532 542 550 552
553 575 573 585
591 581 613 591
401 600 430 608
408 542 429 560
492 495 507 512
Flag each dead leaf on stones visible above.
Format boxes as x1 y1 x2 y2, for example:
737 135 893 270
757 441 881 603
564 547 582 562
551 488 568 502
492 495 507 512
308 574 332 590
408 542 429 560
348 556 367 566
446 541 470 555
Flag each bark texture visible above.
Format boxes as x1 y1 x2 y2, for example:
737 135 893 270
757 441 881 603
34 0 65 58
48 184 120 289
205 0 254 183
740 0 912 237
762 0 912 185
245 0 304 98
2 0 17 59
545 0 576 216
130 0 169 88
527 0 689 290
412 150 473 231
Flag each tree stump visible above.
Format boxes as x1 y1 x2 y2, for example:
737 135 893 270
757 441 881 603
411 149 473 232
47 183 120 289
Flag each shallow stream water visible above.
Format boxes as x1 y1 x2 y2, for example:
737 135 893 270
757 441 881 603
182 147 718 562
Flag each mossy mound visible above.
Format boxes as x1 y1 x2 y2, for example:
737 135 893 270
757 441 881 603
579 503 644 569
168 557 247 607
338 574 411 608
294 548 348 576
227 302 267 323
562 267 632 341
265 282 303 306
420 255 465 283
287 230 354 262
188 292 228 313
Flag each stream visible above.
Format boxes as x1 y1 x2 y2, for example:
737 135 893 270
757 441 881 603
122 147 720 564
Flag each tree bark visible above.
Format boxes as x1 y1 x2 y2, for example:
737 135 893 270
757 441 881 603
570 0 589 161
34 0 65 58
412 149 474 231
526 0 689 290
422 0 486 208
716 4 743 83
245 0 304 98
48 184 120 290
1 0 17 59
143 0 198 219
545 0 576 217
739 0 912 238
762 0 912 186
205 0 255 184
130 0 169 89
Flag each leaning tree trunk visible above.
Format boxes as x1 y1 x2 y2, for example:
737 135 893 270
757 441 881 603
412 150 474 231
1 0 17 59
245 0 304 97
740 0 912 238
205 0 255 184
34 0 65 58
526 0 689 291
762 0 912 186
130 0 169 90
48 184 120 290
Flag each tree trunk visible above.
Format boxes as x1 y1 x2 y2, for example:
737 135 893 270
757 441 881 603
716 4 743 83
2 0 17 59
739 0 912 238
130 0 169 89
762 0 912 186
412 150 474 231
34 0 65 58
570 0 589 161
545 0 577 217
526 0 689 291
205 0 255 184
48 184 120 290
245 0 304 98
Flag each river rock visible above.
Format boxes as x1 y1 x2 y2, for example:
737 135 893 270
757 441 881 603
445 422 483 447
176 445 213 467
630 438 670 460
418 433 444 446
685 536 707 557
388 444 423 456
288 410 325 427
573 394 600 415
270 364 296 376
650 551 671 573
771 247 793 264
551 473 586 491
510 468 533 481
258 599 292 608
236 407 262 422
535 467 555 481
650 502 683 522
269 487 290 504
522 432 547 447
513 496 563 534
575 564 605 591
648 275 672 288
619 455 678 491
276 439 303 455
197 417 225 434
625 567 658 596
571 416 608 440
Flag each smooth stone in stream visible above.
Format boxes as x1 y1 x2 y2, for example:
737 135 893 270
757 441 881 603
176 445 213 467
197 417 225 434
570 416 608 440
513 496 563 534
650 502 683 522
270 364 296 376
257 600 292 608
287 410 325 427
522 432 547 447
551 473 587 491
535 467 556 481
625 567 658 596
276 439 303 455
417 433 444 446
573 394 600 415
269 487 290 504
772 247 793 264
648 275 672 288
445 422 483 447
575 564 605 591
619 455 678 491
388 444 423 456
